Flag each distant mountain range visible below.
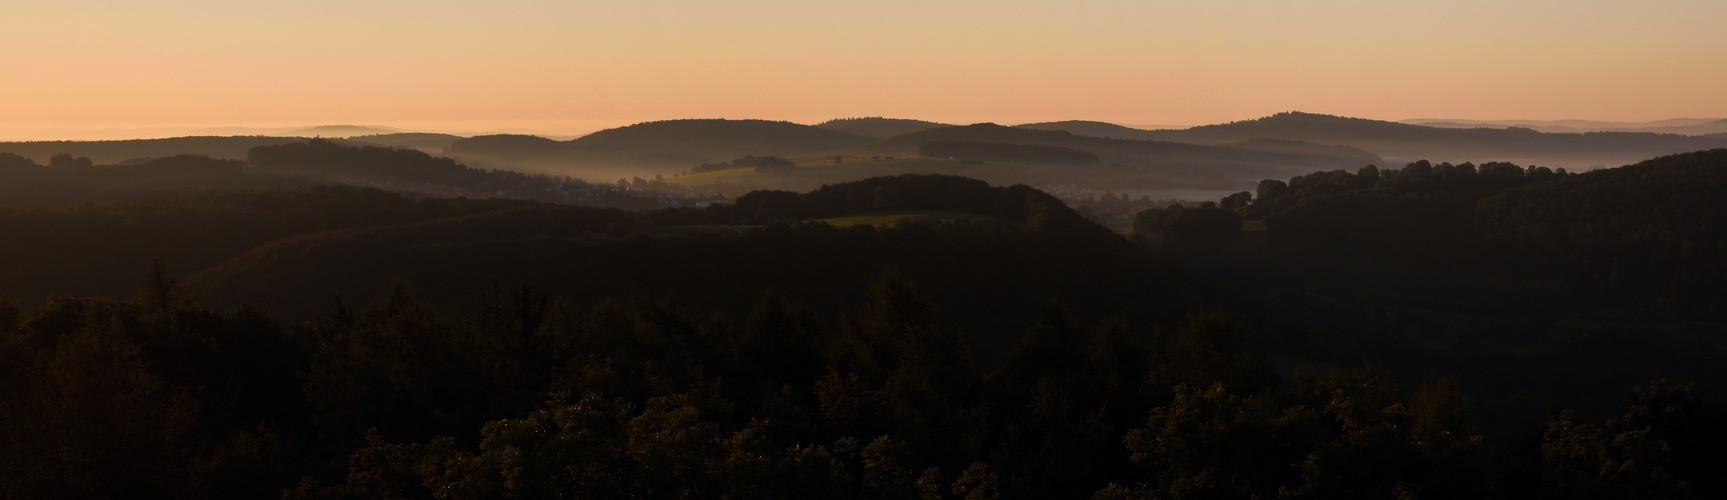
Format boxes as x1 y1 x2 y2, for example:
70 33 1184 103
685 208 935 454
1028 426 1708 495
0 136 321 165
871 122 1380 169
6 113 1727 184
446 119 877 173
1122 112 1727 168
0 133 451 165
1402 117 1727 135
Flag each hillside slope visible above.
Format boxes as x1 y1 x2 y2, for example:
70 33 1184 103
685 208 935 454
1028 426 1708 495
871 123 1379 171
1016 120 1164 140
816 117 950 139
447 119 875 175
0 136 314 164
188 174 1210 365
1143 112 1727 167
350 132 467 153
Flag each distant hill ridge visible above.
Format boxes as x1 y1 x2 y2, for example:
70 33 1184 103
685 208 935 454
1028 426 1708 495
0 136 333 165
869 122 1381 167
286 125 404 138
1015 120 1163 140
447 119 874 170
815 117 950 139
1016 120 1380 162
1402 117 1727 135
350 133 468 153
1135 111 1727 167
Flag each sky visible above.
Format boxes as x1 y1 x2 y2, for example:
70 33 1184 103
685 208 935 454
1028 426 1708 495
3 0 1725 137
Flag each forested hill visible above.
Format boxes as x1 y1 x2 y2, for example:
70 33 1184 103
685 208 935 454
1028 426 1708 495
571 119 872 157
247 139 669 208
1121 148 1727 451
347 132 467 153
447 119 875 169
1016 120 1164 140
1475 148 1727 318
0 153 317 208
815 117 950 139
0 141 673 210
0 136 315 165
8 174 1727 498
1239 148 1727 321
1015 122 1380 162
868 123 1380 168
187 174 1202 364
1138 111 1727 167
0 186 538 303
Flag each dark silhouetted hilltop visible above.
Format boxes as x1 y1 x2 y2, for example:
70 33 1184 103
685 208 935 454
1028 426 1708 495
570 119 871 158
248 139 666 208
0 136 313 165
446 119 875 174
1141 111 1727 167
1015 120 1164 140
0 153 316 207
350 132 468 153
446 134 568 159
815 117 950 139
1403 117 1727 135
870 123 1378 171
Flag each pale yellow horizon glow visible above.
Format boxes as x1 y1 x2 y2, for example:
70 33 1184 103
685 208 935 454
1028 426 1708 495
3 0 1724 137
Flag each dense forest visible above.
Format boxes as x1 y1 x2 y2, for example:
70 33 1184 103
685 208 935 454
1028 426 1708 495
446 119 876 175
816 117 951 139
1214 150 1727 321
3 265 1722 498
1130 112 1727 168
0 152 315 208
0 140 678 210
1 140 1725 498
1130 148 1727 437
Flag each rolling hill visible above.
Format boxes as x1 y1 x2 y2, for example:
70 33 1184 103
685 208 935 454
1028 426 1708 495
869 123 1381 171
815 117 950 139
446 119 877 175
349 132 468 153
1015 120 1165 140
1016 122 1379 163
185 174 1211 365
1138 111 1727 168
1402 117 1727 135
0 136 316 165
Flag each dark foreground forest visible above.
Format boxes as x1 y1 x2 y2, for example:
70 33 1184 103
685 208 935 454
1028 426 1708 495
2 149 1727 499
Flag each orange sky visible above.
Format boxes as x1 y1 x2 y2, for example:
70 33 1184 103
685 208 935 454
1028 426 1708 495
3 0 1724 136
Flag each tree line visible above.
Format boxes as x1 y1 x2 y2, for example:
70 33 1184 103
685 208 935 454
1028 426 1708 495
3 266 1720 499
1140 149 1727 321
